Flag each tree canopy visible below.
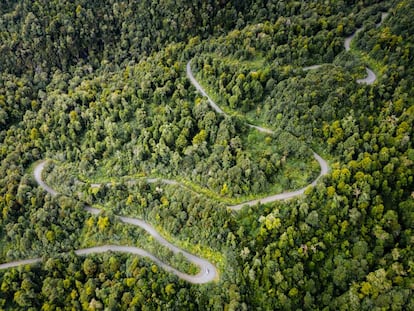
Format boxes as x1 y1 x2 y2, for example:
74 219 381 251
0 0 413 310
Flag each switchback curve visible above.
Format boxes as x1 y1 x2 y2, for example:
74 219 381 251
1 62 330 282
305 11 388 85
186 61 329 211
345 11 389 84
0 8 391 285
0 161 217 284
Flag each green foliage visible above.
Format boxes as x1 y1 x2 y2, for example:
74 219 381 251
1 0 413 310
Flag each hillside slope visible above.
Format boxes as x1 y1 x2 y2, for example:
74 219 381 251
0 0 413 310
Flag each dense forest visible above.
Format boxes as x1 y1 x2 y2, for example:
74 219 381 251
0 0 413 310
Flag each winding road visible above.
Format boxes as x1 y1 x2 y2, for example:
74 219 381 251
3 10 391 280
0 161 217 284
0 62 329 282
186 62 329 210
356 67 376 84
1 10 389 279
347 12 389 84
344 27 363 52
346 25 378 85
306 11 388 85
